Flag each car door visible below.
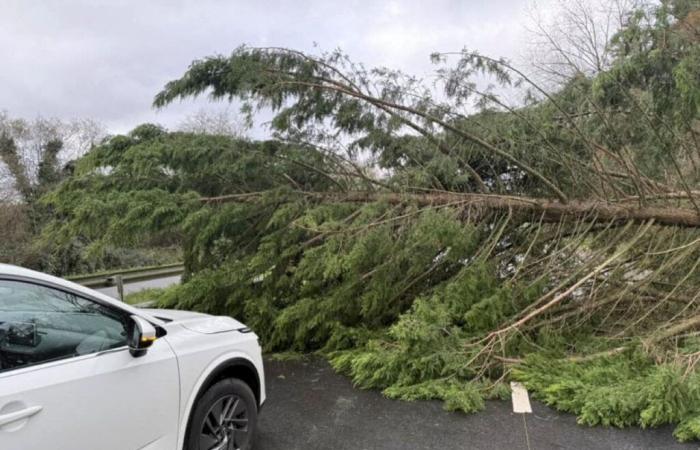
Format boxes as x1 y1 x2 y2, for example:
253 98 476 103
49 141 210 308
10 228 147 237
0 278 180 450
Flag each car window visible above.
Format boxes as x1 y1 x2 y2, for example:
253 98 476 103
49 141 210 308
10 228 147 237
0 279 129 373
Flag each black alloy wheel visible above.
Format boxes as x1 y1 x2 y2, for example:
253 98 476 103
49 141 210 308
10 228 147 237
187 378 258 450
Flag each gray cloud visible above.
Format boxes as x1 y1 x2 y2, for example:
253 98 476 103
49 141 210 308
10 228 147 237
1 0 535 135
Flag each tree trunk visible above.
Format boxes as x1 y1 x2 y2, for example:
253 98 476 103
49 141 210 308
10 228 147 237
202 191 700 227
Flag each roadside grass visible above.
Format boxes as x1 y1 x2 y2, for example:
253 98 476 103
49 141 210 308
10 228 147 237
124 286 175 305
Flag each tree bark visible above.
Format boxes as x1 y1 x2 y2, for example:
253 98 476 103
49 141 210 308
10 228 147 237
202 191 700 227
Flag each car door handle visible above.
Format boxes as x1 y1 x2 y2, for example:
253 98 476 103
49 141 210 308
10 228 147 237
0 405 43 427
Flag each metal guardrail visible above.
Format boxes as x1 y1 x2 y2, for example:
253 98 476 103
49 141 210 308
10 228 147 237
67 263 185 289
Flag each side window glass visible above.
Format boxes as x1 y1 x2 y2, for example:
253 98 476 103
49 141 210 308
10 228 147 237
0 280 129 373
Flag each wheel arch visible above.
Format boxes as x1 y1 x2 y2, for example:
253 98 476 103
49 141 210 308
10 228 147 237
179 354 262 449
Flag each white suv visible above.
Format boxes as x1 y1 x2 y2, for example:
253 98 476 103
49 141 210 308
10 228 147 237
0 264 265 450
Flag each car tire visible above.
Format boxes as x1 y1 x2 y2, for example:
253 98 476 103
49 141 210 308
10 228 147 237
186 378 258 450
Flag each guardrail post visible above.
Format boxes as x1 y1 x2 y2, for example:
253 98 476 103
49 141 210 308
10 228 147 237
115 275 125 302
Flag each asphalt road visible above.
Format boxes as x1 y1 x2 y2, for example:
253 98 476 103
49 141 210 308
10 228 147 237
255 357 695 450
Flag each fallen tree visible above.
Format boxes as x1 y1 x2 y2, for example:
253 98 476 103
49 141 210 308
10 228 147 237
40 0 700 441
203 191 700 227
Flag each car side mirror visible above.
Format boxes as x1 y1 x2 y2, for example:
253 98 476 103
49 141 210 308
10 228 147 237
128 315 157 357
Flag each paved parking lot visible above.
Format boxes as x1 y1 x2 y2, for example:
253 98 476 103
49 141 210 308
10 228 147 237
255 357 695 450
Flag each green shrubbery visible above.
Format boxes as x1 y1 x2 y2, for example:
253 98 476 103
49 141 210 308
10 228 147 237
515 352 700 441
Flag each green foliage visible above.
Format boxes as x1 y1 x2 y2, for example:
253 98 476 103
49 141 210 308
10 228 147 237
675 414 700 441
384 380 485 413
160 205 493 356
36 127 339 274
325 263 542 412
515 352 700 438
0 133 33 200
36 139 63 190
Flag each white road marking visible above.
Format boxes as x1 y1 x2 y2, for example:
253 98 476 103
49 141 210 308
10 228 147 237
510 382 532 413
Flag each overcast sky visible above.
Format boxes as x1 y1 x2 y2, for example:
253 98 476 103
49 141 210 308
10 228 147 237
1 0 543 136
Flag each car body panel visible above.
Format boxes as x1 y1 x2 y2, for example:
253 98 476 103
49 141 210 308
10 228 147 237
141 308 247 334
0 339 180 450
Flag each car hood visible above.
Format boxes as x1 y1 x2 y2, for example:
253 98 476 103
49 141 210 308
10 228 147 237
140 308 247 334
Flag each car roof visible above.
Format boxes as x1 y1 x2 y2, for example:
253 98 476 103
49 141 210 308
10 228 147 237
0 263 105 294
0 263 73 284
0 263 162 324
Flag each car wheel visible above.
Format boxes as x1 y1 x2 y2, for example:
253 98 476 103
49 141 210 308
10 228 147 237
187 378 258 450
